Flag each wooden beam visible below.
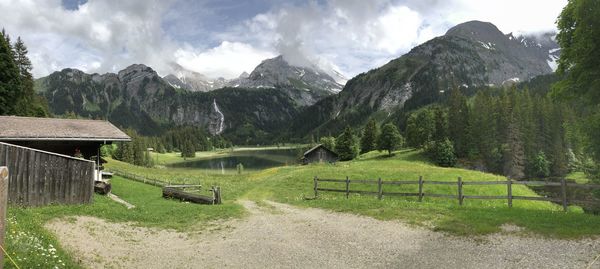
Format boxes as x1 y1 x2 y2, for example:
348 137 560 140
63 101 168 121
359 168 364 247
507 179 513 208
0 166 8 268
458 177 463 206
345 176 350 199
561 178 568 212
377 177 383 200
418 176 423 202
314 176 318 198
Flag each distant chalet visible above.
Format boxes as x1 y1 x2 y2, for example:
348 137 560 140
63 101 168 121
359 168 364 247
0 116 130 158
302 144 338 165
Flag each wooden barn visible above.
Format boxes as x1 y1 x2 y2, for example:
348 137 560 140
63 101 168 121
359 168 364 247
302 144 338 165
0 116 130 206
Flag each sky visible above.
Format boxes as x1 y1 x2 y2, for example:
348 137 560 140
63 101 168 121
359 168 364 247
0 0 567 79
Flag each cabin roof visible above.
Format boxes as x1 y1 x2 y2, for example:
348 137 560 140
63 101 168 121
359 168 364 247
0 116 131 142
303 144 338 157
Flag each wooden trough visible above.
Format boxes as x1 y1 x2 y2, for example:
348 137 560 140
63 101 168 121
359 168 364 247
162 185 222 205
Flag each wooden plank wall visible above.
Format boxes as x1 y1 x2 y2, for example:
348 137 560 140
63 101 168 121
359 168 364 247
0 142 94 206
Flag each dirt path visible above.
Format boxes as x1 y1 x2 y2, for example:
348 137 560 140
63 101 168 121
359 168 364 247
46 201 600 269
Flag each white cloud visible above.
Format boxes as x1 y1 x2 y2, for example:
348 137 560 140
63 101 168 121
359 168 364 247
174 41 275 79
374 6 423 53
0 0 176 77
449 0 567 34
227 0 567 77
0 0 568 80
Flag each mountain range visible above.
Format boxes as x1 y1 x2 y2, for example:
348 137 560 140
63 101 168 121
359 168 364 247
34 20 560 144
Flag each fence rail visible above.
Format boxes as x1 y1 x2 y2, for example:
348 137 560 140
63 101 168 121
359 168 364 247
0 142 94 206
107 169 168 187
313 176 600 212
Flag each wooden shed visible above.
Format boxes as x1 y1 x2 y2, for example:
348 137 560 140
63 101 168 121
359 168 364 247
0 116 130 158
0 116 130 206
302 144 338 165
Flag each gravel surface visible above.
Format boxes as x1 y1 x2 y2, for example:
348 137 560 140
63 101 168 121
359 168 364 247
46 200 600 269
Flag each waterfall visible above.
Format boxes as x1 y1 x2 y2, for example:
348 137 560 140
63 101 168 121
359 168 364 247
212 99 225 135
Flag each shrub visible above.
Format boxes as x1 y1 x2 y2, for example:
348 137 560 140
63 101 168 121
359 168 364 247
426 138 457 167
531 151 550 178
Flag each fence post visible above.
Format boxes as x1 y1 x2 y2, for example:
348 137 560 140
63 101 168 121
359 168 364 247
314 176 318 198
507 178 513 208
377 177 382 200
217 186 222 204
345 176 350 199
0 167 9 268
418 176 423 202
458 177 463 206
561 178 568 212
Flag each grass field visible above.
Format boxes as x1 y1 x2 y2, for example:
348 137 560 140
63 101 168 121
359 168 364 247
148 144 307 166
4 148 600 268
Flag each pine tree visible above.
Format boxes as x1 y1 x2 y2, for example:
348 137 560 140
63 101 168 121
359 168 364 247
549 105 568 177
335 126 360 161
0 30 21 115
377 123 404 156
13 37 39 116
118 142 134 164
360 119 379 154
503 120 525 179
133 139 146 166
13 37 32 78
432 106 448 142
471 92 500 172
181 139 196 158
448 88 469 157
406 109 435 148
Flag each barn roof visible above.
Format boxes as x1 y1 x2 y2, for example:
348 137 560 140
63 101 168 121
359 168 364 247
303 144 338 156
0 116 131 142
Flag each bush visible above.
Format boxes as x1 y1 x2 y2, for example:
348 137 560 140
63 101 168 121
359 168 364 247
531 151 550 178
319 136 336 152
425 138 457 167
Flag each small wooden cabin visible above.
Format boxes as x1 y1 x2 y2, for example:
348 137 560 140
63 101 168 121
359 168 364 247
0 116 130 206
302 144 338 164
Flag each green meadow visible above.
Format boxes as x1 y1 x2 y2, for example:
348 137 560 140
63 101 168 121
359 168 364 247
4 149 600 268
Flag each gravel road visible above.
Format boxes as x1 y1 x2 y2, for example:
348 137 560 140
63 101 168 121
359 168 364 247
47 200 600 269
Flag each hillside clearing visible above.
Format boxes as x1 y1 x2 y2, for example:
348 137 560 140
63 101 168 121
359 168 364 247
46 200 600 269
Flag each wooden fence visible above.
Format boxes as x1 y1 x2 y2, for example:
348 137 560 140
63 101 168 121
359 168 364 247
1 167 8 268
107 169 168 187
108 168 222 204
313 176 600 211
0 142 95 206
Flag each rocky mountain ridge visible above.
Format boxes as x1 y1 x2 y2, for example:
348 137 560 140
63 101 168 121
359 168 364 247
288 20 560 136
35 64 299 141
